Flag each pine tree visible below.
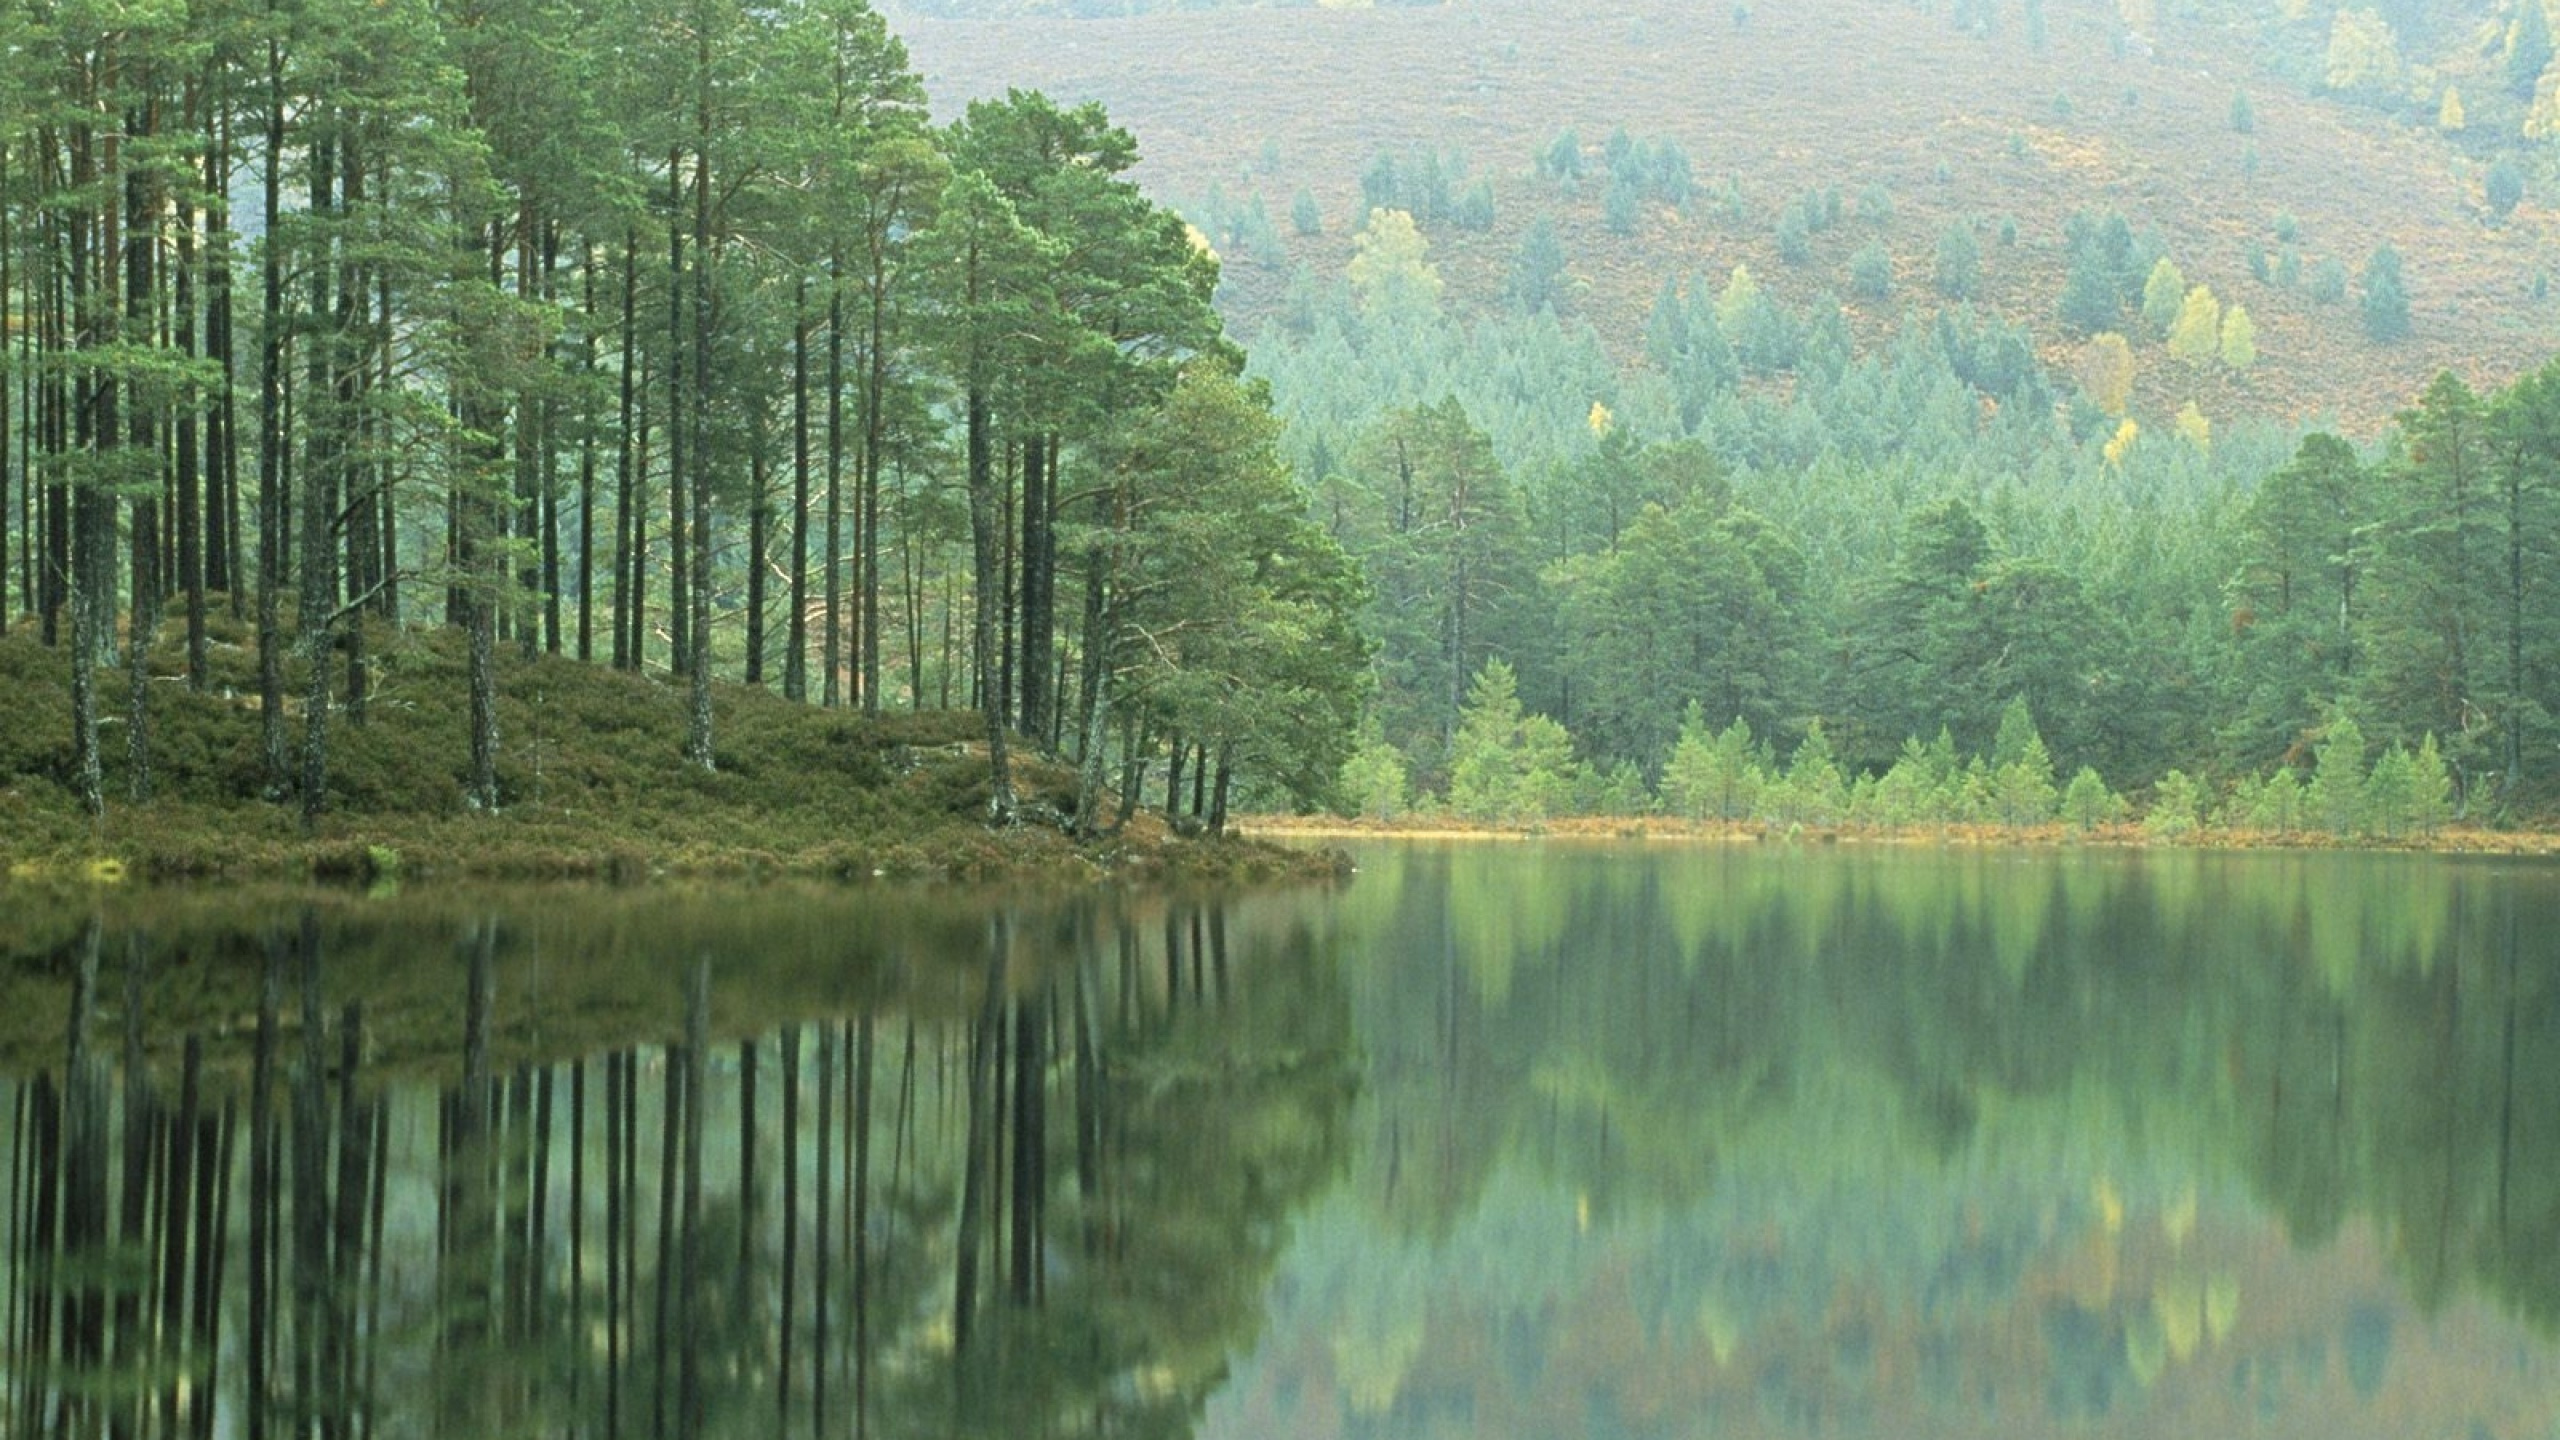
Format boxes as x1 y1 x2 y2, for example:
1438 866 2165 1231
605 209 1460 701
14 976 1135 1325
2307 709 2370 836
1990 695 2059 826
2511 0 2553 98
1934 222 1980 300
2143 770 2201 838
2361 244 2409 341
2062 766 2123 830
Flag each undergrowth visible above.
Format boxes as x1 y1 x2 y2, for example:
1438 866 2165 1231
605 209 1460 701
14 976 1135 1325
0 618 1318 885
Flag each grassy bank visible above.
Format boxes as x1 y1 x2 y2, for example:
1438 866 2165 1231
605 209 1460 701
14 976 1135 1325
0 619 1329 886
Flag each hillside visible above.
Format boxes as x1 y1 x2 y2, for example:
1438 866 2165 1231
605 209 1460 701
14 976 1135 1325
892 0 2560 435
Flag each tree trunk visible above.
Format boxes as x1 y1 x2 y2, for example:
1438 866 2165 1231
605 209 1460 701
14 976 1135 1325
683 130 714 771
824 277 844 708
176 78 207 687
861 243 888 716
1071 553 1115 836
257 34 287 798
665 154 689 678
125 78 162 802
746 425 769 687
578 245 598 662
615 229 642 672
1210 743 1235 834
786 277 810 701
967 389 1014 817
297 119 338 826
538 225 563 656
1018 434 1055 742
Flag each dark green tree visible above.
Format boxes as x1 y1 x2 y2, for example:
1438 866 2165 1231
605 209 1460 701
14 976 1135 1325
2361 244 2409 342
2511 0 2553 98
1508 217 1567 314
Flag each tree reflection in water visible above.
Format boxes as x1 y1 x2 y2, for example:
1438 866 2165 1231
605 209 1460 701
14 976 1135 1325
0 890 1354 1439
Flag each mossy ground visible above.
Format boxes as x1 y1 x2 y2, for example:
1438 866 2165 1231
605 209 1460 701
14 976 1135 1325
0 614 1329 886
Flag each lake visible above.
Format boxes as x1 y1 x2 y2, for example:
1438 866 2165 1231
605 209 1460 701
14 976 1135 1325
2 841 2556 1438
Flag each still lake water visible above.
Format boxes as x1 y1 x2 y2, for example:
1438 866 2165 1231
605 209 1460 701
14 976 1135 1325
2 841 2556 1438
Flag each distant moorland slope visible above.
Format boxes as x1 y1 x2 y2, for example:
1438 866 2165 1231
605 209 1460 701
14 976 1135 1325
893 0 2560 434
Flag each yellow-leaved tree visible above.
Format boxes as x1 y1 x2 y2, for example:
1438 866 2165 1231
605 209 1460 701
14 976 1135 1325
2528 60 2560 138
1715 264 1762 336
2141 258 2186 337
2167 284 2223 362
1348 208 1442 319
2219 304 2257 369
2176 401 2212 452
2077 332 2136 415
2104 417 2140 468
2325 9 2403 97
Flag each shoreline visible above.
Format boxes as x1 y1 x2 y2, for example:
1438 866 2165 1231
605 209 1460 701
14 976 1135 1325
1234 813 2560 856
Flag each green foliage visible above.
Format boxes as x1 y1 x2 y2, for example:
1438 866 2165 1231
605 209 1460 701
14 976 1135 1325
2310 255 2350 303
2061 766 2125 830
2409 732 2454 835
1331 400 1525 774
1849 497 2126 779
2361 245 2409 341
1338 728 1411 821
2225 433 2370 767
1509 218 1569 314
1582 759 1654 817
2230 89 2256 133
2486 159 2525 223
1538 128 1586 189
2058 208 2157 335
1360 145 1486 231
2142 258 2188 337
1989 695 2059 825
2145 769 2205 839
2309 710 2370 836
1662 706 1765 822
2240 766 2305 834
1554 482 1810 772
1856 182 1895 226
1447 660 1578 823
1934 222 1980 300
1105 363 1373 814
1775 204 1813 264
1291 187 1322 236
2511 0 2554 98
2364 742 2420 839
1776 719 1848 827
1849 242 1895 301
1605 176 1645 236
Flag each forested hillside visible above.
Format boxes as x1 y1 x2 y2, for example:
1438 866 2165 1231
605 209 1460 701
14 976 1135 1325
896 0 2560 428
896 0 2560 825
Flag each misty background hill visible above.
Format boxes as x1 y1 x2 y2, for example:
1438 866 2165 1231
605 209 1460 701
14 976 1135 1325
892 0 2560 435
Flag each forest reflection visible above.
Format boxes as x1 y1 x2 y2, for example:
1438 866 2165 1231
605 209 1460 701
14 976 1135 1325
1214 843 2560 1439
0 888 1354 1440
